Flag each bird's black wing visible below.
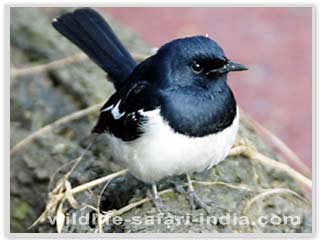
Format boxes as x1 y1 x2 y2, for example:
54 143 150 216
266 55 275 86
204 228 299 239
52 8 137 90
92 81 160 141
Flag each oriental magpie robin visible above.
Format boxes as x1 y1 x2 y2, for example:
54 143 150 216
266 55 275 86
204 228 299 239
52 8 248 213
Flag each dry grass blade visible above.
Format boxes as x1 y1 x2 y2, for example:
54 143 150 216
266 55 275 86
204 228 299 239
101 188 174 225
192 180 260 192
242 187 308 215
228 145 312 190
64 180 79 209
11 52 149 78
56 201 66 233
58 169 129 198
10 103 103 156
239 107 311 177
252 151 312 189
228 145 248 157
65 142 93 179
48 158 78 192
97 179 112 233
30 169 128 229
48 142 93 192
11 53 87 78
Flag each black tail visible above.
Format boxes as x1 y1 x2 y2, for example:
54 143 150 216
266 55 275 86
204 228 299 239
52 8 137 90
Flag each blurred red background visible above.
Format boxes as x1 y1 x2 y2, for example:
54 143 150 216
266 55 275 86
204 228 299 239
102 7 312 169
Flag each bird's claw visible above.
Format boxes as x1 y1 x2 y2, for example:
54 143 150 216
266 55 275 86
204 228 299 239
187 189 210 213
186 174 211 213
153 197 170 214
148 184 171 215
171 182 187 194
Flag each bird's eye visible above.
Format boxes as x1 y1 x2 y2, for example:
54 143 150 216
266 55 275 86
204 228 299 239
191 62 204 74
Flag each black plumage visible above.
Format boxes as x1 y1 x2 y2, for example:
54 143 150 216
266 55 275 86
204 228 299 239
52 8 247 142
53 8 249 210
93 80 159 141
52 8 137 89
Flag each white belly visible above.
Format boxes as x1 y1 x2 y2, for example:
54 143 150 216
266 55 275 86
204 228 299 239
104 107 239 183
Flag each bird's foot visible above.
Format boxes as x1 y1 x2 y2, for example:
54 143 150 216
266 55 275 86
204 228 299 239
148 184 170 214
153 196 170 214
171 181 186 194
187 188 210 213
186 174 211 214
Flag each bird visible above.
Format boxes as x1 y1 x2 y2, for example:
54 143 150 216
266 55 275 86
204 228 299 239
52 7 248 213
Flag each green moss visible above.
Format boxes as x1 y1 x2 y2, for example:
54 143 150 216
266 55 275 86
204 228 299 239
12 200 32 220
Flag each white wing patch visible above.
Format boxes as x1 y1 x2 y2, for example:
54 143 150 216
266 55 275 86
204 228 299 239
111 100 125 120
101 104 114 112
100 100 125 120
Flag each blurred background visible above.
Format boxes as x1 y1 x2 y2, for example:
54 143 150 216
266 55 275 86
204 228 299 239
101 7 312 169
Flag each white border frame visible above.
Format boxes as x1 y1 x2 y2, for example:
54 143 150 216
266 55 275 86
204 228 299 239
2 2 316 239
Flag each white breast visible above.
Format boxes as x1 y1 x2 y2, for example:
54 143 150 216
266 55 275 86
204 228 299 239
104 107 239 183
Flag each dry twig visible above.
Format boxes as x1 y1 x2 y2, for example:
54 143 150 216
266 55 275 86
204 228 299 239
229 145 312 190
100 188 174 225
48 158 78 192
56 169 128 200
29 169 128 229
97 179 112 233
239 108 311 177
192 180 260 193
242 187 308 215
11 52 149 78
11 53 87 78
10 102 103 156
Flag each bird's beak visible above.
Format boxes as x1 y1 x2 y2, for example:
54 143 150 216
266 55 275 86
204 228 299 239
206 61 248 76
226 61 248 72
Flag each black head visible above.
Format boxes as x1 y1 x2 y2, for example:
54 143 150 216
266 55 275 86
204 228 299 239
133 36 248 137
150 35 247 89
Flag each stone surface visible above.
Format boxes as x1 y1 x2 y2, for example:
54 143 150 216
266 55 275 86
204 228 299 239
10 7 311 233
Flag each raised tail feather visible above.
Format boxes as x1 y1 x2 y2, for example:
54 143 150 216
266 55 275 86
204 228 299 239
52 8 137 90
